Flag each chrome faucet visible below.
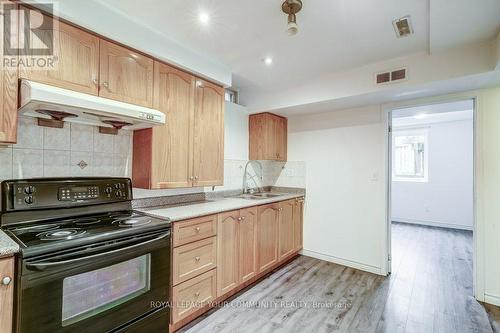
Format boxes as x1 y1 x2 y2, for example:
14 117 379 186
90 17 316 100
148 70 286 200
243 161 263 194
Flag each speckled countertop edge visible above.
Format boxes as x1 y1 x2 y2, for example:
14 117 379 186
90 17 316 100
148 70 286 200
137 191 305 222
0 229 19 257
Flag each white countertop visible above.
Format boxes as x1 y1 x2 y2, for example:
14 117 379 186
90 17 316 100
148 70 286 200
137 193 304 222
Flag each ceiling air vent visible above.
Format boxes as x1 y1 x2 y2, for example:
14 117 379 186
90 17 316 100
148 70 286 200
375 68 407 85
393 16 413 38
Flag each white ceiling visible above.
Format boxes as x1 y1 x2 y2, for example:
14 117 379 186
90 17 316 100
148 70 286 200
96 0 500 97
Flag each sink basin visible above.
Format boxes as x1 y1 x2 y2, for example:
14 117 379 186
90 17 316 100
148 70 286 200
249 192 282 198
235 192 283 200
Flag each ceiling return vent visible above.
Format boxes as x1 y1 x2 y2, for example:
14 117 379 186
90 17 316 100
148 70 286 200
393 16 414 38
376 68 407 84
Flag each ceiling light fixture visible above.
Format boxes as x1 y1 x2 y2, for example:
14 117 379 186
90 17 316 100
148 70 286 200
263 57 273 66
198 12 210 24
282 0 302 36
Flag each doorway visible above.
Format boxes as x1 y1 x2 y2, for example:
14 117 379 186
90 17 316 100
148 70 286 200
386 99 476 296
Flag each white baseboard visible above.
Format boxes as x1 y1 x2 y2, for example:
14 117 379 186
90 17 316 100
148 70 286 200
484 293 500 307
392 218 473 231
300 249 384 276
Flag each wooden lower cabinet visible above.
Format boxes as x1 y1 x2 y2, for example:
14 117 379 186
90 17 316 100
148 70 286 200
256 204 280 273
293 198 305 251
238 207 258 283
172 237 216 285
216 207 258 297
171 198 304 331
279 200 296 260
216 211 240 297
172 269 217 323
0 257 14 333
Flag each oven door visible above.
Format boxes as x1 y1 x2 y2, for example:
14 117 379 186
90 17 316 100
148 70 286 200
16 230 170 333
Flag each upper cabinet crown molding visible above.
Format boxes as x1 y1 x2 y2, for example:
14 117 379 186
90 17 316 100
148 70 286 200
249 112 287 161
99 40 154 108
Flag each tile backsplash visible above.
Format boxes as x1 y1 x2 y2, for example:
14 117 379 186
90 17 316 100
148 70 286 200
0 117 305 197
0 117 132 181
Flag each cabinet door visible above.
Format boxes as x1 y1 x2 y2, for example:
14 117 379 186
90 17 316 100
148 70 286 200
294 198 304 251
239 207 257 283
0 1 18 144
151 62 195 188
275 116 287 161
217 211 239 297
0 257 14 333
19 14 99 95
279 200 295 260
99 40 154 107
257 204 279 273
192 79 224 187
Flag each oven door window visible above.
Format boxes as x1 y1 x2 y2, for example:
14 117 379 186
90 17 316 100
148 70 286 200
62 254 151 326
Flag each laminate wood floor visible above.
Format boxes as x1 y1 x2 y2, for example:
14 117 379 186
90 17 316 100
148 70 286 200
179 223 500 333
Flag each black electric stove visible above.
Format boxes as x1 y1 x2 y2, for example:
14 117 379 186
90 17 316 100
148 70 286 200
0 178 171 333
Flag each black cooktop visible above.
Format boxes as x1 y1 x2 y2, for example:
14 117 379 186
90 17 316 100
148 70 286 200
5 210 170 257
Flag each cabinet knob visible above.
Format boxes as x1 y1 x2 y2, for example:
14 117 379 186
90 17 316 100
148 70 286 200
2 276 11 285
194 176 199 180
92 78 99 85
189 176 194 181
279 208 283 212
241 216 246 221
194 292 200 297
194 227 201 233
194 256 201 262
102 81 109 89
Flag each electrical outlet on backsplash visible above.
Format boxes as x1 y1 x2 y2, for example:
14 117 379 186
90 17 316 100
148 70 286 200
0 117 133 181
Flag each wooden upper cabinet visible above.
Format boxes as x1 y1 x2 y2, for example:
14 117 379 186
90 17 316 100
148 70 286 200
0 257 14 333
192 78 224 186
217 211 240 297
279 199 295 260
19 14 99 95
99 40 154 107
249 112 287 161
239 207 257 283
0 0 18 144
150 62 195 188
257 204 280 273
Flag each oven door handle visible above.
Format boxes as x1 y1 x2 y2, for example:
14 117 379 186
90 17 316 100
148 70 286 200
25 231 170 271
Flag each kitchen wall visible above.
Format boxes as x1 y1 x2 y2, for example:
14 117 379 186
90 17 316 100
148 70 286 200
0 116 132 180
287 105 386 275
392 117 474 230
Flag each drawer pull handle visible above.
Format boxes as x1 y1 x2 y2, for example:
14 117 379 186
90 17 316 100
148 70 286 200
1 276 11 285
194 256 201 262
194 292 200 297
194 227 201 233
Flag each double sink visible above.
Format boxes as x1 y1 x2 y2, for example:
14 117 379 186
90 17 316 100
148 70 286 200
235 192 284 200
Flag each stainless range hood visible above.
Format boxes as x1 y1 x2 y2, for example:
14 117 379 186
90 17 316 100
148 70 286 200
19 80 165 130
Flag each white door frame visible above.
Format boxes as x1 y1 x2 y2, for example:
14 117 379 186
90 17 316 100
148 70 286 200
381 91 482 301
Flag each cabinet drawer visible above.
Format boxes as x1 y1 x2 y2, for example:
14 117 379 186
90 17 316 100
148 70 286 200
173 215 217 247
173 237 217 285
172 269 216 324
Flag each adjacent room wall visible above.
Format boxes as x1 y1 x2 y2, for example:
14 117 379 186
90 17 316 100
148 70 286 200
288 106 386 275
391 117 474 230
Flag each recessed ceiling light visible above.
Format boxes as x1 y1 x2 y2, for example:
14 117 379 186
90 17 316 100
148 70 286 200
263 57 273 66
198 12 210 24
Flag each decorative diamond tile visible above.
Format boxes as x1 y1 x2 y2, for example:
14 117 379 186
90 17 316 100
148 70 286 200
77 160 88 169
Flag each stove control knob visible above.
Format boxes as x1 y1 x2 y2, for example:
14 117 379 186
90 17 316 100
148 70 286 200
115 190 122 197
24 196 33 204
24 186 34 194
105 187 112 194
114 183 120 189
